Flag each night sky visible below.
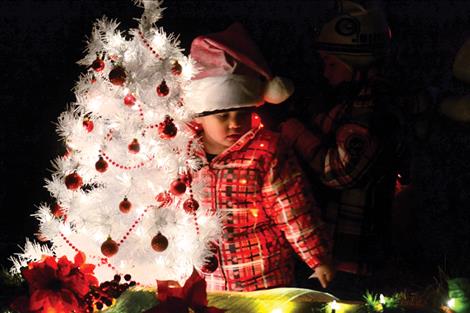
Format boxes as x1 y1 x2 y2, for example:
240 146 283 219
1 0 470 290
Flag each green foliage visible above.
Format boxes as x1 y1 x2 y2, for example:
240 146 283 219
0 267 25 313
359 291 404 313
102 288 158 313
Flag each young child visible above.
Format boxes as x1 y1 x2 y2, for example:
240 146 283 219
186 23 334 291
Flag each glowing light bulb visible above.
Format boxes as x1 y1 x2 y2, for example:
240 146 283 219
178 238 192 252
198 215 207 226
331 300 339 313
93 231 105 242
60 223 72 236
271 308 283 313
447 298 456 309
155 256 165 265
135 226 144 237
87 95 103 111
380 294 386 304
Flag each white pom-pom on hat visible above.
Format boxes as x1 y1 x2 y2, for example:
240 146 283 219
263 76 295 104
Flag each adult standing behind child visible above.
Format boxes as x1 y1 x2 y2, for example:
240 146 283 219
186 23 335 291
280 1 404 290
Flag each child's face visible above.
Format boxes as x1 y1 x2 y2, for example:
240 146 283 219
195 109 253 155
319 52 353 87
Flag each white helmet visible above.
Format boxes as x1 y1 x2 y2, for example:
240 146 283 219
315 1 391 69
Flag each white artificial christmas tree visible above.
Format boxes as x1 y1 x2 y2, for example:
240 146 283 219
10 0 220 287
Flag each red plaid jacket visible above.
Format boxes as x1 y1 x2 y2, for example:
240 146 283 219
194 127 330 291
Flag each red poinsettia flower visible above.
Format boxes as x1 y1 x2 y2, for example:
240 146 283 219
145 269 225 313
12 252 98 313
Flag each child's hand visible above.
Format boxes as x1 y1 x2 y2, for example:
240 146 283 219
309 263 335 288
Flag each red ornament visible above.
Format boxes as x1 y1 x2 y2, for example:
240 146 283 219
151 233 169 252
91 57 105 72
156 80 169 97
51 202 65 218
158 116 177 139
101 237 119 257
95 156 108 173
124 93 136 106
83 118 94 133
65 172 83 190
109 66 127 86
201 255 219 273
171 61 182 76
170 179 186 196
155 191 173 207
119 197 132 213
183 198 199 213
128 139 140 154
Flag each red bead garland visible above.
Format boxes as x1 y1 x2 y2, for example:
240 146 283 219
59 232 79 253
185 140 200 236
58 233 126 281
115 206 151 246
99 150 151 171
138 30 161 59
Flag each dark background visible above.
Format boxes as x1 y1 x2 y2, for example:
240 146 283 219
1 0 470 289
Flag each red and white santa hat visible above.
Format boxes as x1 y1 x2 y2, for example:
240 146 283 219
186 23 294 115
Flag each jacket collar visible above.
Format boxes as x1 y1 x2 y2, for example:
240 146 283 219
194 126 263 165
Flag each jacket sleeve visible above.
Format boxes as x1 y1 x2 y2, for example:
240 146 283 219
261 138 331 269
281 111 381 189
316 116 380 188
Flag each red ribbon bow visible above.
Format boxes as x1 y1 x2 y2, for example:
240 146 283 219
145 269 225 313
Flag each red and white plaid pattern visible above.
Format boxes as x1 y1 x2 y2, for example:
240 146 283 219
311 102 378 188
194 127 330 291
286 80 402 270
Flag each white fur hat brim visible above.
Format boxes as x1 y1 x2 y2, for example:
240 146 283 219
186 74 294 115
